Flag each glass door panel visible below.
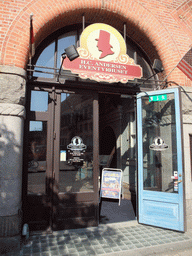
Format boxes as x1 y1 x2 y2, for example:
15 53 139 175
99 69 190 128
53 90 99 230
26 120 49 230
28 121 47 195
142 93 177 193
59 93 94 193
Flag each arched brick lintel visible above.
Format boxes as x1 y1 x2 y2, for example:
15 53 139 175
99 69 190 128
1 0 191 84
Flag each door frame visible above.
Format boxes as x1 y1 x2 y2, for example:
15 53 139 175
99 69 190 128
24 80 141 230
23 86 55 230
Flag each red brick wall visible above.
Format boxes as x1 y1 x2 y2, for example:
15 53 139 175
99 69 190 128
0 0 191 86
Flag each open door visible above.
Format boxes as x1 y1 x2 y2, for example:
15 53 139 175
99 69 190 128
137 88 185 231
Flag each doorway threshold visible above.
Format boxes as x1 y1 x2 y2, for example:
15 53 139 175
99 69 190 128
99 198 136 225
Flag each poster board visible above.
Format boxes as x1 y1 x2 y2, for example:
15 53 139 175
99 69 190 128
100 168 123 205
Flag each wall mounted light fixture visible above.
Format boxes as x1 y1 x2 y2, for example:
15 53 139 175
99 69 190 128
57 45 79 82
144 59 164 83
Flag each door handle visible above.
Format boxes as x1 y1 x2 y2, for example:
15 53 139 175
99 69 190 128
175 180 182 184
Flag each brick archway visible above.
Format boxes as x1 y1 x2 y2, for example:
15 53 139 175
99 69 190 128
1 0 191 84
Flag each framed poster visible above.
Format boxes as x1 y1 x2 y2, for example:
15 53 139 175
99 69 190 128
100 168 123 205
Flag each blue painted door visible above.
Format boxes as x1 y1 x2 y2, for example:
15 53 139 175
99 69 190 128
137 88 184 231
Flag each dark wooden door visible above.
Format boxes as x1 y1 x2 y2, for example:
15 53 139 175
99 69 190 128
52 90 99 230
25 87 99 230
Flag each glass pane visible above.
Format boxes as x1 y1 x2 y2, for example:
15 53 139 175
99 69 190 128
34 41 55 78
59 93 93 192
142 93 178 193
57 32 77 69
30 91 48 112
28 121 47 195
137 55 152 79
57 32 77 81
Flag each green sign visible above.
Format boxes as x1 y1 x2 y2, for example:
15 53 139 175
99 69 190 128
149 94 167 102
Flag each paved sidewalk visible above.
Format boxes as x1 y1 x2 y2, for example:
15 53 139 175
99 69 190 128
19 221 192 256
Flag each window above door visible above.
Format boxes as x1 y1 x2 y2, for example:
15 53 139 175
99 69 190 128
30 24 156 89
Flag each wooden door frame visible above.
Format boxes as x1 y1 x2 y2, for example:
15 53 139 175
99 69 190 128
23 86 56 230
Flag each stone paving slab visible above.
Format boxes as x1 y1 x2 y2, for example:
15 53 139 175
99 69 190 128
19 222 192 256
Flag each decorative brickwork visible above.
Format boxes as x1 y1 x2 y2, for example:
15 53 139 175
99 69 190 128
0 0 191 86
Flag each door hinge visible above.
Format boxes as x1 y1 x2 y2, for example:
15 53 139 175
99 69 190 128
53 132 56 140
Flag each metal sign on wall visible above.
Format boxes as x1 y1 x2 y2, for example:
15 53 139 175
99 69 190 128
63 23 143 83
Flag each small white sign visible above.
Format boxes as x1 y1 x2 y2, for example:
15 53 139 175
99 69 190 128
149 137 168 151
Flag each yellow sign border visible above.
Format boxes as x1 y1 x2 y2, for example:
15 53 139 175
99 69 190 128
80 23 127 57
